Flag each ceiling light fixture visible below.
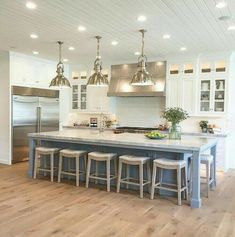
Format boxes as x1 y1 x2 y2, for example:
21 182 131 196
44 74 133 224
180 47 187 51
68 46 75 51
49 41 71 88
216 1 227 9
163 34 171 39
30 34 38 39
111 41 118 45
26 1 37 9
78 25 86 32
63 58 69 62
131 29 155 86
137 15 147 22
32 51 39 55
227 25 235 30
87 36 109 86
134 51 141 55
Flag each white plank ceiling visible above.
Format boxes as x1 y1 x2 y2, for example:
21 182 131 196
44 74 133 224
0 0 235 65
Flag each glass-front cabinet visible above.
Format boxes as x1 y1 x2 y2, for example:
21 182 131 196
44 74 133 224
199 78 226 114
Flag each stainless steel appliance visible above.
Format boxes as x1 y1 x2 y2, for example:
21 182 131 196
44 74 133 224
12 86 59 163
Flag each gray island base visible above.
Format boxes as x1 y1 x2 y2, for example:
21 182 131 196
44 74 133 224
28 129 217 208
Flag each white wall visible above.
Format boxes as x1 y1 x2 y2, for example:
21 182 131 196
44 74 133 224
0 51 11 165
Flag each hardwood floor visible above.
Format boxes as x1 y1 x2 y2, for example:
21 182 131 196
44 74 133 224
0 163 235 237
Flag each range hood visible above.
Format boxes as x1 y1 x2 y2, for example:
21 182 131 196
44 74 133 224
107 61 166 97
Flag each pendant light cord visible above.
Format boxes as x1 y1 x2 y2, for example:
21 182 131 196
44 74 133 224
141 30 144 57
95 36 101 59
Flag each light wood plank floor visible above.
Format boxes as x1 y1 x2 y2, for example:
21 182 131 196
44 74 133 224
0 163 235 237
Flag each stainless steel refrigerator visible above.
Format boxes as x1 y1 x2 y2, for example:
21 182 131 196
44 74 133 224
12 86 59 163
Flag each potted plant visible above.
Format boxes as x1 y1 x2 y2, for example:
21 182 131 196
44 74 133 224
199 120 208 133
162 107 189 139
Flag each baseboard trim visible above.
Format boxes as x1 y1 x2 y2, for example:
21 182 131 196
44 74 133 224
0 159 11 165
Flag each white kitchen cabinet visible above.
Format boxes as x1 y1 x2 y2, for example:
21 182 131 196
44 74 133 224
87 86 109 112
166 61 197 115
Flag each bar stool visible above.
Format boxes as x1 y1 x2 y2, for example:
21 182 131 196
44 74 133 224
58 149 87 186
200 154 214 197
150 158 188 206
33 147 60 182
85 151 117 192
117 155 151 198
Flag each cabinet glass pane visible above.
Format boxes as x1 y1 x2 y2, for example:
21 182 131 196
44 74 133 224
214 101 224 112
183 63 194 74
169 64 179 75
201 62 211 73
72 85 78 93
81 85 87 93
215 79 225 90
215 61 226 73
72 102 78 109
200 80 211 112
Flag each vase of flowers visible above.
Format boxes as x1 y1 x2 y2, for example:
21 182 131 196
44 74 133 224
162 107 189 140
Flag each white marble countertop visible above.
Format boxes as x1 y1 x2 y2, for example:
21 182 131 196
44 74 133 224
29 129 217 152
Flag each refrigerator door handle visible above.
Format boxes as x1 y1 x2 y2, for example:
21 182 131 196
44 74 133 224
36 106 42 133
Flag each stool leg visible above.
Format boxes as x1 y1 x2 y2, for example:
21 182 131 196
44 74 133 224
50 154 54 182
84 154 87 174
76 156 80 187
139 163 144 199
147 161 151 193
184 166 189 201
86 157 91 188
177 167 182 206
114 158 118 178
95 161 99 184
126 164 129 189
117 159 122 193
33 151 38 179
58 154 63 183
107 159 111 192
206 162 210 198
150 163 157 200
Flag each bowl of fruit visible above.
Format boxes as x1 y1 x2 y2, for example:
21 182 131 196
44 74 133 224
145 130 167 139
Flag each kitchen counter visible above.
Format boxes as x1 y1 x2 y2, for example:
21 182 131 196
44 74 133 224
28 129 218 208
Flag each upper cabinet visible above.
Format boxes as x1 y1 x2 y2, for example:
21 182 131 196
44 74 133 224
199 60 227 77
168 62 196 77
71 69 110 112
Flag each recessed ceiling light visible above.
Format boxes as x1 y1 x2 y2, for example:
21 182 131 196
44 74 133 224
227 25 235 30
216 1 227 9
134 51 141 55
26 1 37 9
63 58 68 62
78 25 86 32
157 61 164 66
180 47 187 51
137 15 147 22
163 34 171 39
32 51 39 55
68 46 75 51
30 34 38 39
111 41 118 45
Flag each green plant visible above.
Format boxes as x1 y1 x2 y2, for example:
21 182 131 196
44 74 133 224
199 120 208 129
162 107 189 126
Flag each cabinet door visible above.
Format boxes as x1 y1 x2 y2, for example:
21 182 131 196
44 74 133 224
199 79 212 113
87 86 109 111
166 78 180 108
181 78 196 115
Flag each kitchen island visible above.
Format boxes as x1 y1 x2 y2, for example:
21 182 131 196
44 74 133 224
28 129 217 208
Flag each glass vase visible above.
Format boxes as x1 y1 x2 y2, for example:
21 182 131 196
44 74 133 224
169 124 182 140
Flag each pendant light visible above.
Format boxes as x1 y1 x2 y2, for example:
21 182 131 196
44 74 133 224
49 41 71 88
87 36 109 86
131 29 155 86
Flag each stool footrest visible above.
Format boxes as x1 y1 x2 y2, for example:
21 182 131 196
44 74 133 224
120 179 150 186
89 174 116 181
61 171 85 176
154 182 187 193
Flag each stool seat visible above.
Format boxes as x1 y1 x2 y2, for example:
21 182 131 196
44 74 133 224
36 147 60 154
200 154 213 164
154 158 186 169
88 152 117 161
119 155 150 164
60 149 87 157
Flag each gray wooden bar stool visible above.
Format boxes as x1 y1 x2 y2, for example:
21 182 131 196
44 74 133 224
85 151 117 192
200 154 214 197
150 158 188 205
117 155 151 198
33 147 60 182
58 149 87 186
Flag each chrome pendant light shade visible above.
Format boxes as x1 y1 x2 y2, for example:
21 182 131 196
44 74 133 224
131 29 155 86
49 41 71 88
87 36 109 86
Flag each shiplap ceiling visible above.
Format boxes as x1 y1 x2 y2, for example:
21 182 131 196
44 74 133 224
1 0 235 66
